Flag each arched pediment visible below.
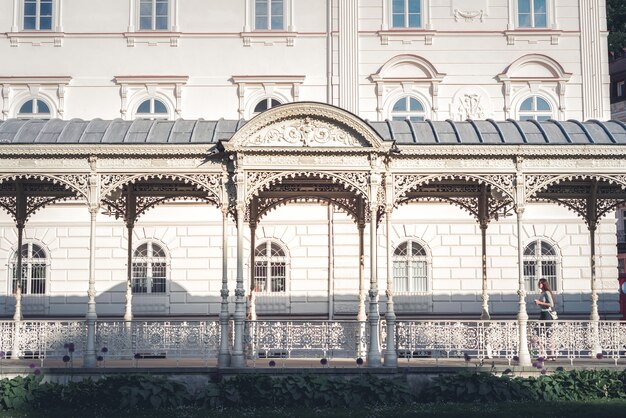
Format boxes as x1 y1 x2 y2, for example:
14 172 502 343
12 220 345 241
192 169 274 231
498 54 572 81
223 102 388 150
371 54 446 82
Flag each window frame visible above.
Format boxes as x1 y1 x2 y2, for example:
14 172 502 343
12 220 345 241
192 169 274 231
139 0 169 31
392 240 429 294
134 97 170 120
391 0 422 29
131 241 169 295
16 98 52 119
517 0 547 29
390 96 426 122
254 0 284 31
523 238 559 293
253 240 288 294
517 95 553 122
252 97 282 117
9 242 49 296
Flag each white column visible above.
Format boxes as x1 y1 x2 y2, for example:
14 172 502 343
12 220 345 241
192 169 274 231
123 221 134 322
84 208 98 367
515 207 531 366
383 208 397 367
579 0 608 119
248 222 257 321
231 207 246 367
13 222 24 322
218 208 231 368
589 223 603 355
479 186 490 320
367 206 381 367
357 221 367 358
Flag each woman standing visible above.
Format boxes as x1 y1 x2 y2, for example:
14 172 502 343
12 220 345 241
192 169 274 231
534 278 555 320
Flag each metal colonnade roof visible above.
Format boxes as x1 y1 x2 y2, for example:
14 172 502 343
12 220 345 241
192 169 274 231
1 118 626 145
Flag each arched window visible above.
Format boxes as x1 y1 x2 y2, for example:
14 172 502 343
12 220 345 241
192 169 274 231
17 99 51 118
518 96 552 122
10 242 47 295
390 96 425 122
254 241 287 293
135 98 169 119
132 242 167 294
253 98 282 116
393 240 428 293
523 239 558 292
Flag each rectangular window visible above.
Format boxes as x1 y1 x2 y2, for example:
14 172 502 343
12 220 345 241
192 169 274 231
518 0 547 28
140 0 168 31
23 0 52 31
392 0 421 29
255 0 283 30
618 81 626 97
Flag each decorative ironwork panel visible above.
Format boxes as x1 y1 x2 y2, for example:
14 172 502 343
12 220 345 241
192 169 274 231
12 321 86 360
244 320 367 360
95 320 220 361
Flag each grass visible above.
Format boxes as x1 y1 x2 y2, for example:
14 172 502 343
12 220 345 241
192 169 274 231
2 400 626 418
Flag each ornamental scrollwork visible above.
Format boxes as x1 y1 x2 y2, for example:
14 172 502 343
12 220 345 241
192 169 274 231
245 117 360 148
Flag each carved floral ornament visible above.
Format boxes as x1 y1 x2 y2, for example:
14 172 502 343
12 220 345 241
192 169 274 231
245 117 361 148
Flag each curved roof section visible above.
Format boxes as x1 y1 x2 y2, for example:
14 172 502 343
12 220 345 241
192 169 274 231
1 117 625 145
0 118 245 144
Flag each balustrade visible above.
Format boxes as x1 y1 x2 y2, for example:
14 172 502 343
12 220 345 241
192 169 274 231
0 319 624 366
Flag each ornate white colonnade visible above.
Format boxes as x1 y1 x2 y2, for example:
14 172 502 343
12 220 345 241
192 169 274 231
1 103 625 367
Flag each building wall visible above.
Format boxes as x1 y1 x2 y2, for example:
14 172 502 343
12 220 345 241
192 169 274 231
0 201 619 318
0 0 611 121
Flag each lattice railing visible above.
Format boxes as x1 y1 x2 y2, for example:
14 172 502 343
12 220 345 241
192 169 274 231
0 319 624 366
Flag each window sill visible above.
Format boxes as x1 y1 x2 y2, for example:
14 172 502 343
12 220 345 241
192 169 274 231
378 29 436 45
240 31 297 47
123 31 181 47
6 31 64 47
504 29 562 46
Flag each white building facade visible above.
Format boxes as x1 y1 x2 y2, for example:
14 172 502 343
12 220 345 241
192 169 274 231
0 1 622 367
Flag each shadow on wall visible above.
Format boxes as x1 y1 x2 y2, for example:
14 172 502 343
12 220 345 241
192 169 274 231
0 287 621 320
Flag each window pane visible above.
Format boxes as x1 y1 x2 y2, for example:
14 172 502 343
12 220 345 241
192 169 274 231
31 263 46 279
23 17 36 30
254 244 266 257
140 3 152 15
271 16 283 30
409 116 425 122
153 99 167 113
24 3 36 16
254 263 267 292
536 115 551 122
152 277 166 293
520 97 533 111
540 241 555 255
536 97 550 111
155 16 168 30
392 98 407 112
408 0 420 13
140 17 152 30
518 0 531 13
270 99 281 108
408 14 420 28
393 261 408 292
31 278 45 294
36 100 50 114
152 244 166 257
19 100 33 114
534 0 547 13
408 97 423 111
156 1 168 15
39 17 52 30
392 0 405 13
254 100 268 113
271 0 283 16
392 14 404 28
31 244 46 258
518 14 531 28
534 13 547 28
137 100 151 113
40 2 53 16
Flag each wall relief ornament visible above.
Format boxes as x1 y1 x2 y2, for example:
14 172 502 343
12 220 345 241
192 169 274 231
453 9 484 22
450 87 493 121
245 117 361 148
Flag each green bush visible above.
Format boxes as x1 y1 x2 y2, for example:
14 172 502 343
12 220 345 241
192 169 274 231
0 375 42 410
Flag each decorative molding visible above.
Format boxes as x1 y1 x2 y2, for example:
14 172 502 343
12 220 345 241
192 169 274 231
244 117 360 148
122 32 181 47
453 9 484 22
113 75 188 119
377 30 436 46
5 31 65 47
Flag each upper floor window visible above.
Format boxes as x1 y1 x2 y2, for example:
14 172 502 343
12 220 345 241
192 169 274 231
518 0 547 28
140 0 168 31
253 98 282 116
392 0 421 28
10 242 48 295
518 96 552 121
254 241 287 293
132 242 167 294
17 98 51 118
135 98 169 119
391 96 425 122
23 0 52 30
523 239 558 292
255 0 283 30
393 240 428 293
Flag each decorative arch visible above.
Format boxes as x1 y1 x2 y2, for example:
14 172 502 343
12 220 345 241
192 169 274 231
497 54 572 120
224 102 388 151
253 196 361 224
525 173 626 201
245 171 371 206
371 55 446 121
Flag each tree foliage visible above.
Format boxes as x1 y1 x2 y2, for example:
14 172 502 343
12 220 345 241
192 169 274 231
608 0 626 54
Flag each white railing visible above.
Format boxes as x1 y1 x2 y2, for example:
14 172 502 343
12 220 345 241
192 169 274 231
244 320 368 361
0 319 624 366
